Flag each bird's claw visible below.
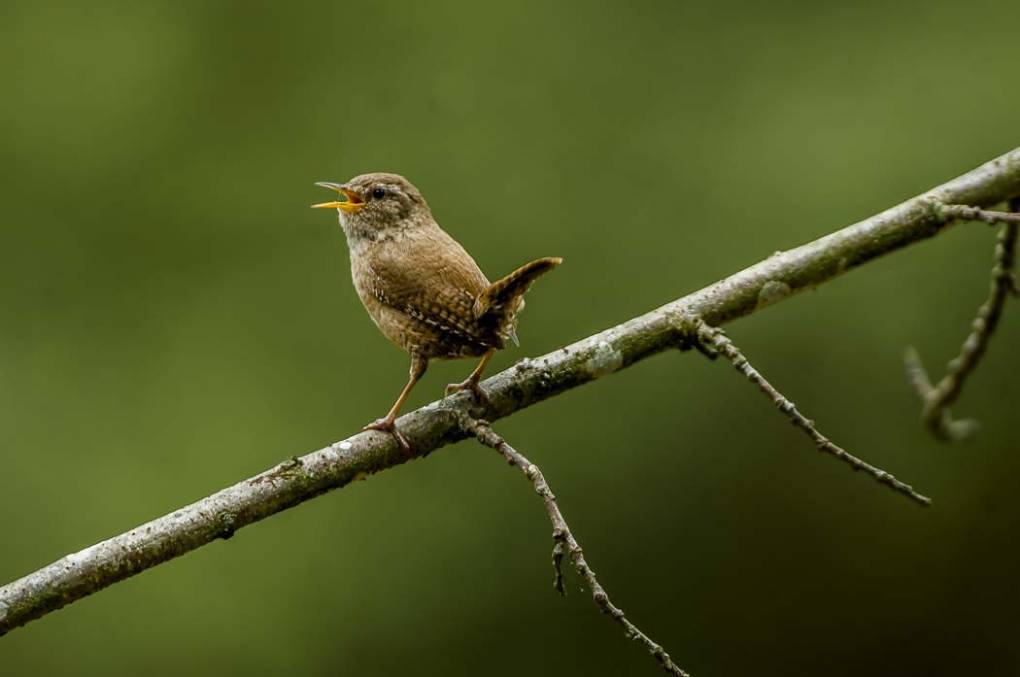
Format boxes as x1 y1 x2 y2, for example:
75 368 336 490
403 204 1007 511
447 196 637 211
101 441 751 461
445 379 490 405
362 418 411 453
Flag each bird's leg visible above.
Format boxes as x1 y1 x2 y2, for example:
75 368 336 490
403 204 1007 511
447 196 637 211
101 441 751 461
445 349 494 404
363 354 428 452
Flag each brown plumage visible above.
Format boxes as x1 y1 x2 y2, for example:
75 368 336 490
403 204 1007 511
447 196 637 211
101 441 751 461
313 172 561 449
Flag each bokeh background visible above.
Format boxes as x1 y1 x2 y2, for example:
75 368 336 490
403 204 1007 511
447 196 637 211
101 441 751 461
3 1 1020 675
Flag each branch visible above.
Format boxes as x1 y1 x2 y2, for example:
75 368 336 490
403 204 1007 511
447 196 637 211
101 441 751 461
691 320 931 505
461 417 689 677
905 198 1020 440
3 148 1020 640
934 202 1020 226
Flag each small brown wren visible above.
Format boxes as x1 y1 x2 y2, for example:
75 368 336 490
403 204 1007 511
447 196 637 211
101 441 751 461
312 173 561 449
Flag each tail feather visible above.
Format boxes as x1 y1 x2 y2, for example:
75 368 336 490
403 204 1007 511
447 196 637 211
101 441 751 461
473 256 563 319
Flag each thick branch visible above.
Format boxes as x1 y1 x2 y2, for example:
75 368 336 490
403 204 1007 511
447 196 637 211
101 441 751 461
462 417 689 677
2 148 1020 637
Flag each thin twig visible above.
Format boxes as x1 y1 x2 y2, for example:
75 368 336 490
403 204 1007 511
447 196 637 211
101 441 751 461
691 320 932 506
3 148 1020 637
905 198 1020 441
461 416 690 677
935 202 1020 226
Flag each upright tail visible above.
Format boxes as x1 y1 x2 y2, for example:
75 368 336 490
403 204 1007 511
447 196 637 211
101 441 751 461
473 256 563 319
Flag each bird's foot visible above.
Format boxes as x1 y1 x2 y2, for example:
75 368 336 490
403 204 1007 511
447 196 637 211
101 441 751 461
445 378 490 405
362 417 410 453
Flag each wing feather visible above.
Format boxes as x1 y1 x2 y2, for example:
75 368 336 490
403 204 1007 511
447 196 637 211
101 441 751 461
365 227 494 349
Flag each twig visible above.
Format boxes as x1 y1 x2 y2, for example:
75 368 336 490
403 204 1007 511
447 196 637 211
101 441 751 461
691 320 932 506
934 202 1020 226
904 198 1020 441
461 416 690 677
2 148 1019 637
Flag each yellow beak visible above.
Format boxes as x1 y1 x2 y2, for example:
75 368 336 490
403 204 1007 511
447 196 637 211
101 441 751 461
311 182 365 212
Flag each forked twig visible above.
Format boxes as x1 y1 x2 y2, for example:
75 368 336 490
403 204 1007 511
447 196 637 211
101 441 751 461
689 320 931 506
905 199 1020 440
461 416 690 677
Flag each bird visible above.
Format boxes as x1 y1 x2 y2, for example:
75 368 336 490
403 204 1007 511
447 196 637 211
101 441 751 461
312 172 561 450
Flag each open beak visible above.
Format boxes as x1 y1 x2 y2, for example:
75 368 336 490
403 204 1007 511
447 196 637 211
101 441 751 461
311 181 365 212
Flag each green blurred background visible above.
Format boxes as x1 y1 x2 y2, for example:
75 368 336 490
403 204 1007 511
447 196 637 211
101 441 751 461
3 1 1020 675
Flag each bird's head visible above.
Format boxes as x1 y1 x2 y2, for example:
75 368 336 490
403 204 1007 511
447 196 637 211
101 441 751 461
312 172 431 243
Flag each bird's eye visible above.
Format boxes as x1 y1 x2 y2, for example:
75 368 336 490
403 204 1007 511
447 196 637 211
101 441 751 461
371 187 386 200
